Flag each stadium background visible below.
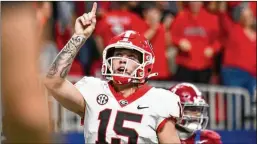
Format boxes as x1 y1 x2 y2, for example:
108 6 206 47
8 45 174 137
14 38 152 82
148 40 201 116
2 1 257 143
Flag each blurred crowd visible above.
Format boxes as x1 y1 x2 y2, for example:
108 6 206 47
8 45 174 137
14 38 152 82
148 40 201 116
39 1 256 97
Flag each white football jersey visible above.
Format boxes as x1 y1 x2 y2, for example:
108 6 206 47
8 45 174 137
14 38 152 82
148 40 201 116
75 76 182 144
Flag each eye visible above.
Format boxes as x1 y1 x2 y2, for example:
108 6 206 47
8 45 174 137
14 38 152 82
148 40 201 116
128 55 139 62
114 52 122 57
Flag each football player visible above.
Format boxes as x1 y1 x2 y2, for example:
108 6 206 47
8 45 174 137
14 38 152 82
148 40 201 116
169 83 222 144
44 2 182 143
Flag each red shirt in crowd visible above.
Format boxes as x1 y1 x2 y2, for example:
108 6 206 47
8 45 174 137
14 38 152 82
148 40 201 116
219 12 256 77
94 10 145 47
137 23 171 80
171 7 221 70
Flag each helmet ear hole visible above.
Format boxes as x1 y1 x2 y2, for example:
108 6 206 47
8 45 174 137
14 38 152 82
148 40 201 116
148 68 151 73
106 47 115 59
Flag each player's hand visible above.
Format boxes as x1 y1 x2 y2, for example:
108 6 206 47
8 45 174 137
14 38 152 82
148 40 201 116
179 39 191 52
163 14 174 30
74 2 97 38
204 47 214 58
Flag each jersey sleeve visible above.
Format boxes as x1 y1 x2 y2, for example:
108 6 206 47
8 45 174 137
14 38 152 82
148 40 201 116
156 90 182 132
74 76 103 126
74 76 103 102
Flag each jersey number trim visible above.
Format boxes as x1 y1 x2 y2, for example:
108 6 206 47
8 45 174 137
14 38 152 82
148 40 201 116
96 109 143 144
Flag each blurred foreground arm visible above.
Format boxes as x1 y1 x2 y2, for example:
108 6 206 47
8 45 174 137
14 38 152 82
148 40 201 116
2 2 50 142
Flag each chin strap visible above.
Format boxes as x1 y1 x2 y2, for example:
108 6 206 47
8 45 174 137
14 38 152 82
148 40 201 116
175 124 194 133
147 72 158 79
106 72 159 84
143 72 158 83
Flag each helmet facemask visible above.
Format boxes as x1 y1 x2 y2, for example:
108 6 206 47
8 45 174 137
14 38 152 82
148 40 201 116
176 97 209 140
102 46 152 84
106 56 142 78
180 104 209 131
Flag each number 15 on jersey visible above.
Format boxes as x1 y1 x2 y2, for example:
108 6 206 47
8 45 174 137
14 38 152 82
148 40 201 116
96 109 143 144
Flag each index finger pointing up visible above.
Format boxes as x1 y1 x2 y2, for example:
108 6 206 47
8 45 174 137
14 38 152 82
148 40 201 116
91 2 97 15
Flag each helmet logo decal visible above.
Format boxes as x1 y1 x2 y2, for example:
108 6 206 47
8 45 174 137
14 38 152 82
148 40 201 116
182 92 191 102
122 30 136 41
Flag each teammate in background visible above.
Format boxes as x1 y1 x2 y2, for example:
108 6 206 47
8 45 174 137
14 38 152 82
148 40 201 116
2 2 51 143
169 83 222 144
44 2 182 143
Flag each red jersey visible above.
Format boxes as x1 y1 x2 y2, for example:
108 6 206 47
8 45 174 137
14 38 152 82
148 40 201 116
181 130 222 144
171 8 221 70
76 77 182 143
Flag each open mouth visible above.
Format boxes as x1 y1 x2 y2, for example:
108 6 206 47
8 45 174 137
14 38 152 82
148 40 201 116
115 67 130 75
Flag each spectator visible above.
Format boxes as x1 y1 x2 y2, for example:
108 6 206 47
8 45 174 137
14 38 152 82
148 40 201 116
94 1 145 53
139 2 171 80
125 1 141 15
157 1 179 20
204 2 224 84
170 2 221 84
156 2 178 75
219 2 256 97
227 2 256 17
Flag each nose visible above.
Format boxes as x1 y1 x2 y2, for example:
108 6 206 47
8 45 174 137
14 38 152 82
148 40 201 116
192 111 201 116
118 56 128 64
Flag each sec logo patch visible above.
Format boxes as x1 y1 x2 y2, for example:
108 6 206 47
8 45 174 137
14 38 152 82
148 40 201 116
96 94 109 105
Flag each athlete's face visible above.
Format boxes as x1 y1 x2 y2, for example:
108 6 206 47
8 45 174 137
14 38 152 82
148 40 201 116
183 106 202 118
111 48 142 76
181 105 208 131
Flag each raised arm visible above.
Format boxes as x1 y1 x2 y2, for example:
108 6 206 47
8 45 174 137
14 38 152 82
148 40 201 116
218 2 234 38
44 2 97 117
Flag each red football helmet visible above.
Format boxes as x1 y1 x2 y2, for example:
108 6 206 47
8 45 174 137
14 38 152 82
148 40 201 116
169 83 209 135
102 30 157 84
